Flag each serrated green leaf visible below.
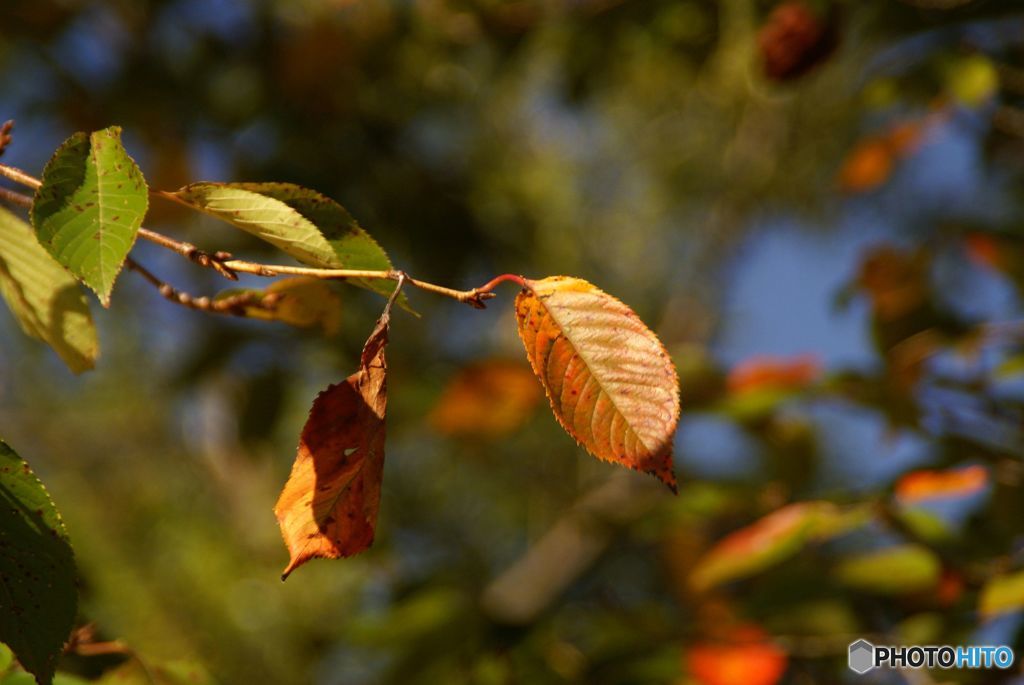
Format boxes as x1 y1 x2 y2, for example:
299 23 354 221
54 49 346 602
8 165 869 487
979 569 1024 618
0 207 97 373
0 440 77 685
31 127 148 306
834 544 940 595
171 182 409 307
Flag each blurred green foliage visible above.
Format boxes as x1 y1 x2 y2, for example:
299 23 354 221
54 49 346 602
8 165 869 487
3 0 1024 683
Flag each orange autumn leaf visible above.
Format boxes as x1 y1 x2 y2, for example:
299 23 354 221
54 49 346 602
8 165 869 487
274 305 391 578
937 569 965 607
838 137 894 193
726 354 821 394
687 626 787 685
964 233 1007 271
429 359 542 438
837 115 938 193
514 276 680 491
895 465 988 503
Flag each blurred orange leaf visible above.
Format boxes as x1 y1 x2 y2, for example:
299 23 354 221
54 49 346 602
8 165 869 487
691 502 867 590
726 354 821 395
757 1 836 82
895 465 988 503
274 307 391 578
964 233 1009 272
838 138 894 193
837 115 937 193
429 360 542 438
687 625 787 685
515 276 680 491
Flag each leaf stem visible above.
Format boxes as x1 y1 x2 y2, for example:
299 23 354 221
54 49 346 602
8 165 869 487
475 273 528 292
0 161 509 309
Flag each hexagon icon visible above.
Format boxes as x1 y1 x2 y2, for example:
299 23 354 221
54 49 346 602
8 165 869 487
848 639 875 674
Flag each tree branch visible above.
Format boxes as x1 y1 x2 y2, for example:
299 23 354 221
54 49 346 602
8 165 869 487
126 258 279 316
0 186 32 208
0 161 517 309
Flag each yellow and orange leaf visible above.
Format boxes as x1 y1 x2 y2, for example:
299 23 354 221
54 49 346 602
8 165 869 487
514 276 680 491
274 308 391 578
686 625 787 685
895 465 988 503
690 502 868 591
429 359 542 438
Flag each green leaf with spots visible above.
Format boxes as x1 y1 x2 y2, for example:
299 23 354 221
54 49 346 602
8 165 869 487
170 182 408 307
0 440 77 685
30 127 148 306
0 207 97 373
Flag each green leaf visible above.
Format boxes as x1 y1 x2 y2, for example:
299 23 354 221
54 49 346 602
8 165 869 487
834 544 940 595
0 207 97 373
0 440 77 685
979 570 1024 618
31 127 148 306
171 182 408 306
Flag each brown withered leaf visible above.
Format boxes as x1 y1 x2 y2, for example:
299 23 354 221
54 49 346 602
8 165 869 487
274 299 393 578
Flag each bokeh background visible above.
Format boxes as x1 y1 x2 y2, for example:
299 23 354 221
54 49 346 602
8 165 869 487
3 1 1024 683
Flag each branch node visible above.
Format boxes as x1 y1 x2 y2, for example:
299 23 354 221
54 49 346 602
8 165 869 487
0 120 13 158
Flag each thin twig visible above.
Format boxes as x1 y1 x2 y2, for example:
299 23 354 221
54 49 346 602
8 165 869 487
137 228 239 280
0 162 40 189
126 257 279 316
0 161 520 309
0 186 32 208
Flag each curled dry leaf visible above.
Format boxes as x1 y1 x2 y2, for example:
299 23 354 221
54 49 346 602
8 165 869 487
274 305 391 578
514 276 680 491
